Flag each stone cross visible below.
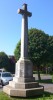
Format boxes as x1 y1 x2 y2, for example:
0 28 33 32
18 4 32 59
3 4 44 97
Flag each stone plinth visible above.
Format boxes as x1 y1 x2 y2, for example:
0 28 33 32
15 58 33 78
3 58 44 97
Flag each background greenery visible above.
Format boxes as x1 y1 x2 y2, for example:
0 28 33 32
14 28 53 79
0 52 15 73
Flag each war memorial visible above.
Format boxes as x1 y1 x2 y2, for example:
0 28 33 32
3 4 44 97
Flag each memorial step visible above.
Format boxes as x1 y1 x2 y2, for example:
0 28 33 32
9 81 39 89
3 85 44 97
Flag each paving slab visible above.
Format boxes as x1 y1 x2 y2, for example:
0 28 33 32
33 74 53 93
40 83 53 93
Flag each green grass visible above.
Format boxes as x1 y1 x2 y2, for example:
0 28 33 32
0 92 53 100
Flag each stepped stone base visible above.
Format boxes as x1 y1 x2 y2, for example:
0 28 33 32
3 82 44 97
3 58 44 97
3 77 44 97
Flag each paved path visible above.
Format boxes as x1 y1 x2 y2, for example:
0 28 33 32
40 83 53 93
33 74 52 80
33 74 53 93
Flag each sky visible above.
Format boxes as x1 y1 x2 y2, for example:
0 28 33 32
0 0 53 55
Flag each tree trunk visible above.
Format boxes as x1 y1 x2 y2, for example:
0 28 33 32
37 66 41 80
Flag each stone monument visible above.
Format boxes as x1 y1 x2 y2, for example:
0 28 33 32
3 4 44 97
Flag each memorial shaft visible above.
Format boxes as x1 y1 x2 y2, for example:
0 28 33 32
18 4 32 58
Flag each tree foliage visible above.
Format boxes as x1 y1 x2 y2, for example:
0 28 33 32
8 56 15 73
14 28 50 66
14 28 53 79
28 28 49 66
47 36 53 63
14 41 21 61
0 52 9 70
0 52 15 73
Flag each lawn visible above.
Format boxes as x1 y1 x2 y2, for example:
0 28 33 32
0 92 53 100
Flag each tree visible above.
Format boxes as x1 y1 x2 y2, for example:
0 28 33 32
14 41 21 61
47 36 53 63
9 56 15 73
28 28 49 79
0 52 15 73
14 28 53 80
0 52 10 71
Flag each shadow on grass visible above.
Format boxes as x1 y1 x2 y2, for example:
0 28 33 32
11 92 53 100
36 79 53 84
44 91 53 96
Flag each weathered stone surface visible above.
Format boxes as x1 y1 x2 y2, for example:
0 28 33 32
13 77 35 83
9 81 39 89
3 85 44 97
15 58 33 78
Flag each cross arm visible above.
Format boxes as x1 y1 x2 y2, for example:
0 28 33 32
18 9 32 17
